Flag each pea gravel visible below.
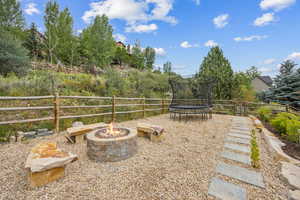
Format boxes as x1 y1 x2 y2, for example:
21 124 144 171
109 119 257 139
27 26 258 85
0 114 288 200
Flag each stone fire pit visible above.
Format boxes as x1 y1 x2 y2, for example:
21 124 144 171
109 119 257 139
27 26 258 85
86 126 137 162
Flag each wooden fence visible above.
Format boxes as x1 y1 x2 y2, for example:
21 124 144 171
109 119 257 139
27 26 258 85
0 95 171 134
0 95 297 134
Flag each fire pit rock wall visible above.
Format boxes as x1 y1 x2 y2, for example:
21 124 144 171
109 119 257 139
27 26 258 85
86 128 137 162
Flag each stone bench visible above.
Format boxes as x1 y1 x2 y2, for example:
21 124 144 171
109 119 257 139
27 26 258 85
25 142 77 187
65 122 106 143
137 123 165 142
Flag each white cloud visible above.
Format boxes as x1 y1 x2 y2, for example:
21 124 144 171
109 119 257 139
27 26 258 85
213 14 229 28
193 0 200 5
287 52 300 60
125 23 158 33
234 35 268 42
263 58 276 64
24 3 40 15
82 0 177 25
77 29 83 34
154 47 166 56
113 33 127 43
258 67 274 73
253 12 276 26
260 0 296 11
204 40 218 47
180 41 199 48
180 41 192 48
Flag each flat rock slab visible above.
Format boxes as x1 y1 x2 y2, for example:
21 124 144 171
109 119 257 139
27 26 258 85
230 130 251 135
232 127 251 132
288 190 300 200
224 143 250 154
208 177 247 200
281 162 300 190
216 162 265 188
221 151 251 165
228 133 251 140
226 137 250 145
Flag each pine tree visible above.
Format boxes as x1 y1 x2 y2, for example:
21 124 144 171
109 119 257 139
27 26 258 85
144 47 156 69
80 15 116 68
267 60 299 106
197 46 234 99
24 23 43 60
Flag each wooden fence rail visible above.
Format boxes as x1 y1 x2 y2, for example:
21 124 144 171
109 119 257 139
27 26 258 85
0 95 297 134
0 95 172 134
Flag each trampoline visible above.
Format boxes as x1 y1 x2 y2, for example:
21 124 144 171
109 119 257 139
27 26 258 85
168 78 214 121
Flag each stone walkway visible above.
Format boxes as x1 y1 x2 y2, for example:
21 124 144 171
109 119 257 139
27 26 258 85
208 117 265 200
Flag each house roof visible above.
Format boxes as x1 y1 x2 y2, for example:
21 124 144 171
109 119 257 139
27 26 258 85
258 76 273 86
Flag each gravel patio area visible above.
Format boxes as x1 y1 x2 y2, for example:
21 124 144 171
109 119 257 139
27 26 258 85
0 114 289 200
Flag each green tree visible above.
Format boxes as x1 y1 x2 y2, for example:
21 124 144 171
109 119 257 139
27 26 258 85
0 33 30 76
114 46 129 66
0 0 25 38
56 8 77 65
279 60 297 76
197 46 234 99
130 40 145 69
246 66 260 80
24 23 43 60
44 0 59 64
163 61 172 73
80 15 116 68
144 47 155 69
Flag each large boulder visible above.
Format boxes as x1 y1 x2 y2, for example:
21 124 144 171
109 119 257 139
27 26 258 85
25 142 77 173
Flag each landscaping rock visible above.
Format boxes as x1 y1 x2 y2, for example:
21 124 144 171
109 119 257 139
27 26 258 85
289 190 300 200
208 177 247 200
25 142 78 173
228 133 251 139
224 143 250 154
37 128 48 133
221 150 251 165
281 162 300 190
37 131 53 137
24 131 37 138
72 121 84 127
216 162 265 188
226 136 250 145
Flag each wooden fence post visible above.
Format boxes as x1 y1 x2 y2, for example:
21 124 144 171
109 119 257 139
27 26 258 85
142 97 146 118
54 92 60 134
161 98 164 114
286 105 289 112
112 95 116 122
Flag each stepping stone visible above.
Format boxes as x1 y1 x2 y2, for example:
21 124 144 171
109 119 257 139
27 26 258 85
226 137 250 145
221 150 251 165
216 162 265 188
224 143 250 154
228 133 251 140
208 177 247 200
230 130 251 135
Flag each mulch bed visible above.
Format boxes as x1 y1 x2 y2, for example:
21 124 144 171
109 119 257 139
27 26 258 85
260 118 300 161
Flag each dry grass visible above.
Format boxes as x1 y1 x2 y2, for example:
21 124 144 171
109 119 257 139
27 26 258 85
0 114 288 200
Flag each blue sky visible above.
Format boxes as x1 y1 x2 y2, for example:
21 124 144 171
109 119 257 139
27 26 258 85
21 0 300 77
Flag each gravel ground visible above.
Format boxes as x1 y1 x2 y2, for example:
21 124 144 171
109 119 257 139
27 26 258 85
0 114 288 200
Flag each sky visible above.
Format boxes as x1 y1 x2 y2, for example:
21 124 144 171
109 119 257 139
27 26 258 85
20 0 300 77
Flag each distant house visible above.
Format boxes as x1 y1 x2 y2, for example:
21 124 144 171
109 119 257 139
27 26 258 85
251 76 273 93
116 41 126 48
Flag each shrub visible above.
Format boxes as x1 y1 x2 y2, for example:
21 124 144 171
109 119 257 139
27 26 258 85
271 112 299 135
257 106 272 122
251 129 260 168
0 33 31 76
286 120 300 143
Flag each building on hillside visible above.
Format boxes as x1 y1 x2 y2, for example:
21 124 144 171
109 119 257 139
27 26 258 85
251 76 273 93
116 41 126 48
